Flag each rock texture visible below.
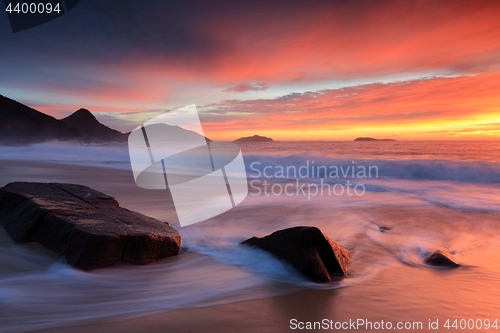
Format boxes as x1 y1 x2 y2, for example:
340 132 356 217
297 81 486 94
234 135 274 143
0 182 181 270
424 250 460 268
241 226 349 282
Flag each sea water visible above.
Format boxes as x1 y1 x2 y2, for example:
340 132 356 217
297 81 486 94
0 141 499 332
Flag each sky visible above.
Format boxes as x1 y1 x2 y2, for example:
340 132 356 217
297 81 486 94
1 0 500 141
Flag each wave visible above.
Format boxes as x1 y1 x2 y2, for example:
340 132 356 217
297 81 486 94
1 142 499 183
0 250 276 332
244 154 500 183
0 227 378 333
0 141 131 169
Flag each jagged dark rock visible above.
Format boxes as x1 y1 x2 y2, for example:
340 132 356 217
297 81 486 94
0 182 181 271
241 226 349 282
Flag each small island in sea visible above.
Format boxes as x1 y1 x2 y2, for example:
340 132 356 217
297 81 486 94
354 137 396 141
234 135 274 143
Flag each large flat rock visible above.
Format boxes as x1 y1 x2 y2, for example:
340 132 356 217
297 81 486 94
0 182 181 270
241 226 349 283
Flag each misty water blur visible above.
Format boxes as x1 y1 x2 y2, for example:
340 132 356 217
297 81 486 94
0 141 499 332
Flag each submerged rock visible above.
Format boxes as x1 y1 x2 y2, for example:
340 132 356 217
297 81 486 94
241 226 349 283
424 250 460 268
0 182 181 271
370 220 392 232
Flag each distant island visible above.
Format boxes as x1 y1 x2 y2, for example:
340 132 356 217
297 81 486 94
354 137 396 141
234 135 274 143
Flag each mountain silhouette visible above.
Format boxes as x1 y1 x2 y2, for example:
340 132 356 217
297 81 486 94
61 109 128 143
0 94 87 145
0 94 214 146
234 135 273 143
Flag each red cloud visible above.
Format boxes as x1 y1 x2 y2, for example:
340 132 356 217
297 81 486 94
199 72 500 140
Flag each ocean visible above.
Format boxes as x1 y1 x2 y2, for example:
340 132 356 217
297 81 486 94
0 141 499 332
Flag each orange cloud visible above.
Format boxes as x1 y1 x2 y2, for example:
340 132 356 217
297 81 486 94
199 72 500 140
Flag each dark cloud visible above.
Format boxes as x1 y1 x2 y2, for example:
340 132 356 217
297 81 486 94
1 0 221 63
198 73 500 131
0 0 340 64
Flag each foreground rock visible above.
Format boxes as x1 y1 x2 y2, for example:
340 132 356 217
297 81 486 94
424 250 460 268
0 182 181 270
241 226 349 282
